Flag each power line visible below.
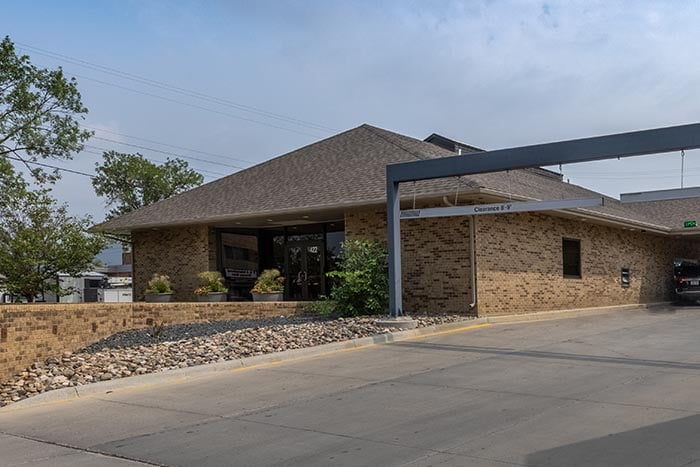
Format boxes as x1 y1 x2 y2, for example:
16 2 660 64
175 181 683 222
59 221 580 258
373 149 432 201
90 136 245 170
5 155 95 178
69 72 322 139
81 125 255 165
20 42 337 132
35 126 239 175
19 42 338 135
5 152 223 182
83 144 229 178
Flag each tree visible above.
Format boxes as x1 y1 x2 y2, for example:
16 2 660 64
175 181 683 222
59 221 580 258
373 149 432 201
0 36 92 183
92 151 204 219
0 159 105 301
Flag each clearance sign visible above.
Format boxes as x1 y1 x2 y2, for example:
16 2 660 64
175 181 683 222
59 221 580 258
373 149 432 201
400 197 604 220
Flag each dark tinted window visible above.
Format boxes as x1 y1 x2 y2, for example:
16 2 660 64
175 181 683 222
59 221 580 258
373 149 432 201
286 224 323 242
563 238 581 278
678 265 700 277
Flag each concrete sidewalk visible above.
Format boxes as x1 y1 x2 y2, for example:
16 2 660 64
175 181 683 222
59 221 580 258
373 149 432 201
2 304 700 466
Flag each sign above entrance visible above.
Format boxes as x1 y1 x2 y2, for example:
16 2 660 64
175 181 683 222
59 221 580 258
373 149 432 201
684 220 697 228
400 197 604 220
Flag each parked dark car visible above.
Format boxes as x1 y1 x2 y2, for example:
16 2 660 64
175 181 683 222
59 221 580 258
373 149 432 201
674 260 700 303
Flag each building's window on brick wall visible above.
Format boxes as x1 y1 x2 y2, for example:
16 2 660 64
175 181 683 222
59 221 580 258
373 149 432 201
563 238 581 279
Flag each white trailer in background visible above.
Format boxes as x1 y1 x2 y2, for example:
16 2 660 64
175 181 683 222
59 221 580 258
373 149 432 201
103 288 133 303
42 272 107 304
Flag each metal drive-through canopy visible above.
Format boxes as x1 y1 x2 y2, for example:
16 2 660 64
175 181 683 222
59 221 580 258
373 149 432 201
385 123 700 317
620 186 700 203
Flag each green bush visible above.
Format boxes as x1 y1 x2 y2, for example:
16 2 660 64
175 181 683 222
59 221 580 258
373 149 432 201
304 296 338 317
327 239 388 316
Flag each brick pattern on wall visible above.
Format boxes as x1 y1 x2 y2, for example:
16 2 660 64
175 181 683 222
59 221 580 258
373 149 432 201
344 206 472 314
133 225 215 301
0 302 306 382
475 212 700 314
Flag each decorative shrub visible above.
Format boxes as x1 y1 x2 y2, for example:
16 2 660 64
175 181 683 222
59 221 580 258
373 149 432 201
327 239 388 316
194 271 228 296
145 274 173 294
251 269 284 293
304 296 338 317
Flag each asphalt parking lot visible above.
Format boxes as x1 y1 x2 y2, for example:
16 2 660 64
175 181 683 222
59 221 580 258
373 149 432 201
3 305 700 466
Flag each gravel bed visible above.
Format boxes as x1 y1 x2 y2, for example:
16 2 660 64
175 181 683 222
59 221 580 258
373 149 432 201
1 314 471 407
82 316 320 352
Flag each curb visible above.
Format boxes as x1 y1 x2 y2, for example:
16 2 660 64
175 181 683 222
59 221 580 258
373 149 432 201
2 302 669 411
2 318 488 411
484 302 671 324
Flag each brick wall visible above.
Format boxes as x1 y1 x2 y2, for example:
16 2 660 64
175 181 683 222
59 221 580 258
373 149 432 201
344 206 700 316
345 206 472 314
0 301 306 382
475 212 700 314
132 225 217 301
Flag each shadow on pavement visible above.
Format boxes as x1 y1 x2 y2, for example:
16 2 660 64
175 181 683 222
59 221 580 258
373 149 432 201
393 341 700 371
525 414 700 467
641 303 680 314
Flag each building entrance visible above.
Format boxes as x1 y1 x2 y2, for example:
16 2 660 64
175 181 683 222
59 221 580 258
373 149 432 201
286 241 324 301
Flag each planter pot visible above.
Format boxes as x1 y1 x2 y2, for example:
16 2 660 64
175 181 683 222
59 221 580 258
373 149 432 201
251 292 284 302
145 293 173 303
197 292 227 302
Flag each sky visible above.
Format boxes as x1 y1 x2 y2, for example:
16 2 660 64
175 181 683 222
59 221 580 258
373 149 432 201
4 0 700 264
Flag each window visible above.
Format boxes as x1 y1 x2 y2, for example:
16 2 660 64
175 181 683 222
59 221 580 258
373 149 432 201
220 233 259 282
562 238 581 278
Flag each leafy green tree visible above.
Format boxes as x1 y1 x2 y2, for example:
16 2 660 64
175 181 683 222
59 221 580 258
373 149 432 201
327 239 389 316
92 151 204 219
0 36 91 183
0 159 105 302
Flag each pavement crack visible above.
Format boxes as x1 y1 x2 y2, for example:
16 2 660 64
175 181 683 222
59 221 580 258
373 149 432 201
233 415 528 466
0 430 163 466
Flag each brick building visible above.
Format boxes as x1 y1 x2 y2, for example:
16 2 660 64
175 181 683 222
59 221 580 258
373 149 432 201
94 124 700 315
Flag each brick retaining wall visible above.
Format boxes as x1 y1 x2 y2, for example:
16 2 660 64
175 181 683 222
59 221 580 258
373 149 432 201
0 301 306 382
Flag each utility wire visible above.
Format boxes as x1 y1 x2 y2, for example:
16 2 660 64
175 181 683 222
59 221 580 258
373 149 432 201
69 72 321 139
90 136 245 170
5 155 95 178
83 144 228 177
19 42 338 134
80 125 255 165
35 126 241 174
23 43 337 132
5 151 222 182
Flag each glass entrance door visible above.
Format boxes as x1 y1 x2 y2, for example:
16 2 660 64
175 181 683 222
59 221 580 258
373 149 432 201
286 242 324 300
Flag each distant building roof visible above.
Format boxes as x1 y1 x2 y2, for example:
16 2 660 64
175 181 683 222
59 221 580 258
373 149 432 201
95 264 133 275
423 133 483 154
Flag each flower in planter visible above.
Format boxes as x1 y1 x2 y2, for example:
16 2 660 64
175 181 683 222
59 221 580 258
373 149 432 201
251 269 284 294
194 271 228 296
145 274 173 294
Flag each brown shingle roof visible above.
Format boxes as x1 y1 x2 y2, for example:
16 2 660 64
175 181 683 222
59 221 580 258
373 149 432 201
623 197 700 231
93 124 684 233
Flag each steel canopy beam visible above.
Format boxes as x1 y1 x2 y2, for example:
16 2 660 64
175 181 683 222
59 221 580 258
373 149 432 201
620 186 700 203
387 123 700 184
386 123 700 318
400 197 604 220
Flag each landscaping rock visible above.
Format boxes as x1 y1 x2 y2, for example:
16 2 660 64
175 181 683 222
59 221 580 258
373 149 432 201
0 314 470 407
